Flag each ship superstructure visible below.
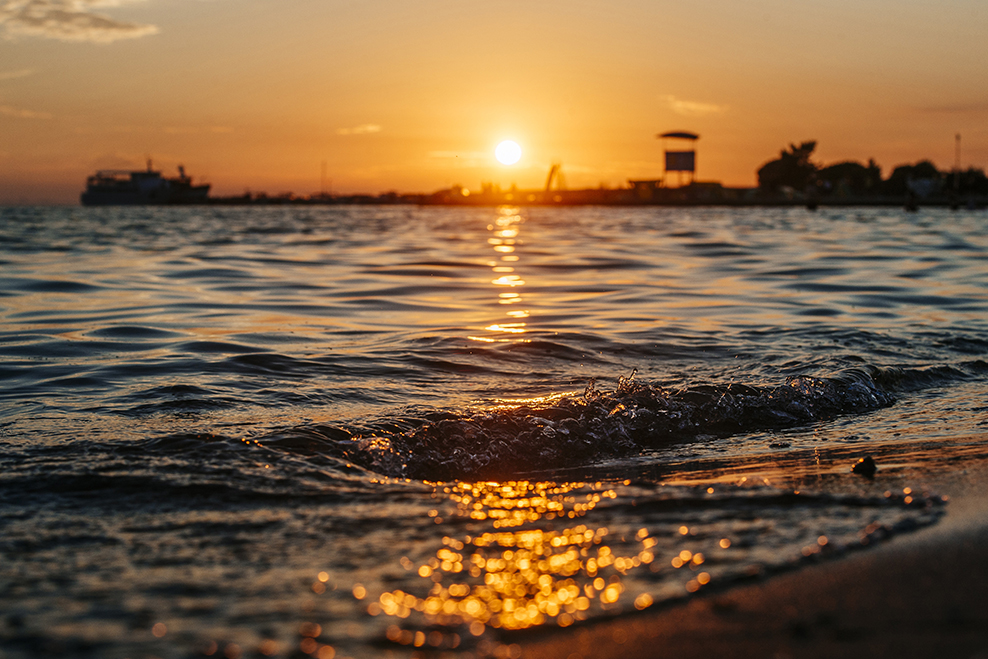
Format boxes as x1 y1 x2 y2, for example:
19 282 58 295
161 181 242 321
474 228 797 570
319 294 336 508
81 162 210 205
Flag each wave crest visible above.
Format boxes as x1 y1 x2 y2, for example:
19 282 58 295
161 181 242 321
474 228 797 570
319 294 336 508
353 370 896 481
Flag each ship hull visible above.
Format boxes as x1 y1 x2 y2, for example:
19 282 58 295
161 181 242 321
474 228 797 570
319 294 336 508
80 185 210 206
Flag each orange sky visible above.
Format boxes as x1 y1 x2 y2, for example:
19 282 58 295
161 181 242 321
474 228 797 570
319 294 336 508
1 0 986 203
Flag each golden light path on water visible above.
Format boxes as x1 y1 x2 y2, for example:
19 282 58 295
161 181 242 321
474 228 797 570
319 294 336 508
361 479 717 652
471 206 530 341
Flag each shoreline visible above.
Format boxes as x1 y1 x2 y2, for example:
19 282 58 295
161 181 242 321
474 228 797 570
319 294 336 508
517 440 988 659
7 198 988 209
206 196 988 209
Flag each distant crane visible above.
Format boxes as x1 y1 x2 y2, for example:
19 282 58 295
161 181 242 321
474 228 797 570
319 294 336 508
544 163 566 192
954 134 961 193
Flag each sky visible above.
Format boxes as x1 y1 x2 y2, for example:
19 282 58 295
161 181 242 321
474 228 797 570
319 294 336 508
1 0 986 203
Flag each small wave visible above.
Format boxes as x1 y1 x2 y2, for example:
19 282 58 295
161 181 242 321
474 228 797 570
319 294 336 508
163 267 258 280
289 369 898 481
2 277 103 293
0 430 402 506
933 335 988 355
113 397 241 417
869 364 973 390
179 340 265 354
86 326 181 339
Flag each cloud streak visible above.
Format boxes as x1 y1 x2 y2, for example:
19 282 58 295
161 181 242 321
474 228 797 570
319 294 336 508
0 103 52 118
163 125 235 134
662 95 728 117
337 124 381 136
918 101 988 115
0 0 158 43
0 67 34 80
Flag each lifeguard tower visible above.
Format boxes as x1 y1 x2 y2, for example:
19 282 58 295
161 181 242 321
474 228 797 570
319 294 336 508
658 131 699 187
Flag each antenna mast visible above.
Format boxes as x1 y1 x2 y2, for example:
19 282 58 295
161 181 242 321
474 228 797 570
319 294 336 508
954 134 961 192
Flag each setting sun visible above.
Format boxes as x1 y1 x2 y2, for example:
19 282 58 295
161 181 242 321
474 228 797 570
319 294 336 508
495 141 522 166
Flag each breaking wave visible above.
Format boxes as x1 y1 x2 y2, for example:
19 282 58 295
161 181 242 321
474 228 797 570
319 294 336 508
276 367 911 481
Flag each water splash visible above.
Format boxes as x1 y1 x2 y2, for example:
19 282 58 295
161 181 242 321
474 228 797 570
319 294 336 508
350 369 896 480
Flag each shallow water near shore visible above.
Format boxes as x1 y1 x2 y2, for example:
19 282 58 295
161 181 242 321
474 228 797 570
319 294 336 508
1 205 987 658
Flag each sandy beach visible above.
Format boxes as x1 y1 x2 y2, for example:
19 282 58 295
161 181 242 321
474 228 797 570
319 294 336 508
519 438 988 659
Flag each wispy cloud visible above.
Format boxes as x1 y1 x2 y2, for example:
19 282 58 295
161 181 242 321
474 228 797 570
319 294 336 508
0 0 158 43
163 125 235 134
919 101 988 114
662 95 728 117
337 124 381 136
0 103 51 118
0 67 34 80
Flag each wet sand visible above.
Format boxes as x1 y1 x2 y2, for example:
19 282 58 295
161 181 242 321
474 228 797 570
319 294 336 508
519 440 988 659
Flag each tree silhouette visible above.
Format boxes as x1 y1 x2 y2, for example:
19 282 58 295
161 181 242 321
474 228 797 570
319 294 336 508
883 160 942 196
816 159 882 195
955 167 988 194
757 141 818 192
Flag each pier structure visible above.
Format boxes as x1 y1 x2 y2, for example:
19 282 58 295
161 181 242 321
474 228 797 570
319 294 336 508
658 131 699 187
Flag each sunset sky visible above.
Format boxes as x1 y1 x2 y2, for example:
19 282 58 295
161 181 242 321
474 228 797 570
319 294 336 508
1 0 986 203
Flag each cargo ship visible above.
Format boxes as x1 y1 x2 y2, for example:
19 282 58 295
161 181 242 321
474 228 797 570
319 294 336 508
80 161 210 206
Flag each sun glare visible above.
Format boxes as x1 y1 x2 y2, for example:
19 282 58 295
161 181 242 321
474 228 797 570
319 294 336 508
495 140 521 165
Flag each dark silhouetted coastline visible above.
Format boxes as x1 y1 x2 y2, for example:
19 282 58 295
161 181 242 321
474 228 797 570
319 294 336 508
209 141 988 209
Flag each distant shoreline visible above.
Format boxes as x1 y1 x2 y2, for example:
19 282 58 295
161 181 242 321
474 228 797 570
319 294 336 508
201 194 987 209
195 185 988 209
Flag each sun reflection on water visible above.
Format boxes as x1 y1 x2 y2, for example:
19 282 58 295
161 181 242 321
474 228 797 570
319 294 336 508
469 207 530 343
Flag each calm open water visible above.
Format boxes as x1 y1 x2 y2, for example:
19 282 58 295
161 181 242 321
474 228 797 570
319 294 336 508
2 205 987 658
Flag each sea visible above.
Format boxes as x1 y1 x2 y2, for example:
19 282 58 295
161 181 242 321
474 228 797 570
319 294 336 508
1 204 987 659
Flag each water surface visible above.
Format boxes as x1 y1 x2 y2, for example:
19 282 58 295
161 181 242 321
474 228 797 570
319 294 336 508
1 205 986 658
